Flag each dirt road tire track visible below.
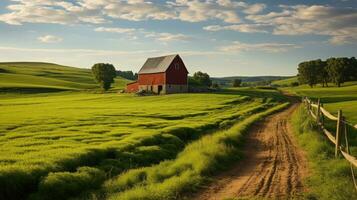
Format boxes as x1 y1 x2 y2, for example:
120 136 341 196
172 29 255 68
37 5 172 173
194 103 308 200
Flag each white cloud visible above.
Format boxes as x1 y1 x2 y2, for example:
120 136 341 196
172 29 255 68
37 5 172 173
37 35 63 43
0 0 266 25
94 26 191 42
203 24 269 33
144 32 191 42
0 0 106 25
95 27 136 34
243 3 266 14
246 5 357 45
90 0 176 21
173 0 241 23
220 41 299 53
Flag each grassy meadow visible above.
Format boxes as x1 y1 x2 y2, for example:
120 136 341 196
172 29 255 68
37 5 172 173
280 81 357 124
271 76 298 86
0 62 129 93
281 82 357 156
0 91 286 200
0 62 288 200
291 105 357 200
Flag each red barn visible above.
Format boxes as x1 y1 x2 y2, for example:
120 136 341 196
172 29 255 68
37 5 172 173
126 54 188 94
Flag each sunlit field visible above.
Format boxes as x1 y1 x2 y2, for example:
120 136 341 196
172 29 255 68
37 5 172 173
282 82 357 156
0 86 286 199
0 62 129 93
281 82 357 124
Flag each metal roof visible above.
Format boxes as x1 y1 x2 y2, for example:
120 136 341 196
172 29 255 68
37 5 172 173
138 54 178 74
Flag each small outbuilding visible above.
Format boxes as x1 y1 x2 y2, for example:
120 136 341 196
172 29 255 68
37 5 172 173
126 54 188 94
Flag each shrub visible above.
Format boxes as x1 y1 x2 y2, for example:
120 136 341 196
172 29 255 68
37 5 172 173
290 82 299 87
233 79 242 87
35 167 105 200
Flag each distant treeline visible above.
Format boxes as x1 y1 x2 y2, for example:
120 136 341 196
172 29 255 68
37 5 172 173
298 57 357 87
116 70 138 80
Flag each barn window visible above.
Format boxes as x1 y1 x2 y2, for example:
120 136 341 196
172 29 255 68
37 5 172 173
175 63 179 70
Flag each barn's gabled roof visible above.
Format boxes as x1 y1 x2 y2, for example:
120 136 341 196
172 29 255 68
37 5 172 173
138 54 178 74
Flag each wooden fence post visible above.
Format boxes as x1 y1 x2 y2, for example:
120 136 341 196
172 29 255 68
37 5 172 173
343 117 348 152
316 98 321 124
321 103 324 127
335 110 342 158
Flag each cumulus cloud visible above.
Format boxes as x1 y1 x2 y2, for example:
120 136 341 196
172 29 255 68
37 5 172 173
84 0 176 21
173 0 240 23
144 32 191 42
37 35 63 43
203 24 269 33
95 27 136 34
220 41 299 53
246 5 357 45
0 0 106 25
243 3 266 14
0 0 266 25
94 26 191 42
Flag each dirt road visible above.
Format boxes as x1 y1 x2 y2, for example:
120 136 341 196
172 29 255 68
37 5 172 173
194 103 308 200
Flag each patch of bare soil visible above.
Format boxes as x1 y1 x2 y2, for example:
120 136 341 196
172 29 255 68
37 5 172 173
194 103 308 200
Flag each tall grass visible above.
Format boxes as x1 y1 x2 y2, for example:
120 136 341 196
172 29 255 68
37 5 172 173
0 90 285 199
101 103 289 200
291 105 357 200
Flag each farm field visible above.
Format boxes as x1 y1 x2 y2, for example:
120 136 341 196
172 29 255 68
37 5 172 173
0 62 130 93
271 76 298 87
281 82 357 124
280 82 357 156
0 83 287 199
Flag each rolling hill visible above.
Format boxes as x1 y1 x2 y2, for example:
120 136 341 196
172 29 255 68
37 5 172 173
0 62 130 93
271 76 298 86
212 76 293 86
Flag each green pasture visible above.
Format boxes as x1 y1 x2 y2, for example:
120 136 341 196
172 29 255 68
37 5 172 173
281 82 357 124
0 87 286 199
0 62 129 92
291 106 357 200
283 82 357 157
271 76 298 86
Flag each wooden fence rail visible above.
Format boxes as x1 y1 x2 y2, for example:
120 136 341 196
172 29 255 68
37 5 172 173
302 96 357 190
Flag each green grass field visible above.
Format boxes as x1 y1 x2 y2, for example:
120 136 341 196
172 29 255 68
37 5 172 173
281 82 357 124
2 62 355 199
0 72 286 200
291 106 357 200
271 76 298 86
282 82 357 157
0 62 129 93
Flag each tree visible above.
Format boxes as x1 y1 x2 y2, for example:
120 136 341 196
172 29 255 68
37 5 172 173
346 57 357 81
312 59 329 87
91 63 117 91
232 79 242 87
116 70 138 80
297 61 319 87
192 71 212 87
212 82 220 89
290 82 299 87
326 57 350 87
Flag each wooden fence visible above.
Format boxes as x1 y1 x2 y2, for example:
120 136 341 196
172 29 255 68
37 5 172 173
303 97 357 190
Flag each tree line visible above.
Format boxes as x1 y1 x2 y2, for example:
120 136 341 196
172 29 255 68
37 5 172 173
298 57 357 87
116 70 138 80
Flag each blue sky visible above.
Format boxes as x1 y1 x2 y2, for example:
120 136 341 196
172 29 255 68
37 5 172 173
0 0 356 77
